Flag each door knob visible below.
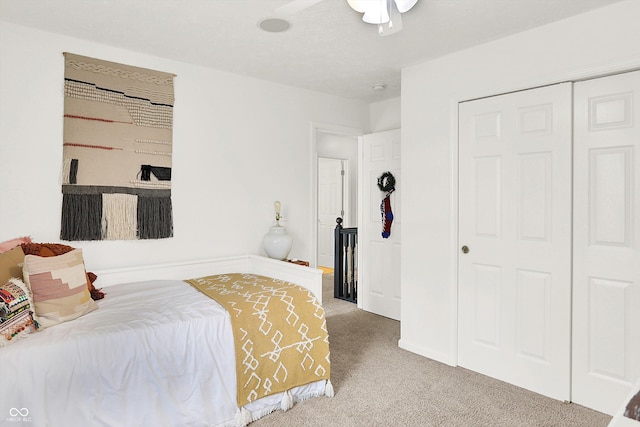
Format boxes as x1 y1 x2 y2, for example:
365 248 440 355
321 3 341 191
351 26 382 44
461 245 469 254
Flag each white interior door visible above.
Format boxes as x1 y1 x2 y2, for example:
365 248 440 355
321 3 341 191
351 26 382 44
572 70 640 415
458 83 572 401
318 157 346 269
359 128 401 320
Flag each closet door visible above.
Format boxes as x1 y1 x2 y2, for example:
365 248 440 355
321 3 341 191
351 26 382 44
573 70 640 415
458 83 572 401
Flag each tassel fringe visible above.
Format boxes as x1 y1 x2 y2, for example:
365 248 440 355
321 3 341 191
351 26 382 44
60 193 103 241
280 390 294 411
60 190 173 241
234 407 251 427
137 195 173 239
102 193 138 240
325 379 335 397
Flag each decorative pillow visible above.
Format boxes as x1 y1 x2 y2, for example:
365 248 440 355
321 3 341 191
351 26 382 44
0 246 26 285
22 249 98 329
21 242 104 300
0 236 31 253
20 242 75 257
0 278 38 346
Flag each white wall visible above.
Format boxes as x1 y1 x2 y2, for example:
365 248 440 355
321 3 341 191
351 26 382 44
0 22 369 271
400 0 640 364
369 97 400 133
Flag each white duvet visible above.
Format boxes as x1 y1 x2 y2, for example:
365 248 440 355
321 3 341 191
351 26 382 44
1 279 325 427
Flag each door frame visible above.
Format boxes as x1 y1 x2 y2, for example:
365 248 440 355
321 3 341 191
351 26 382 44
310 122 363 269
452 63 640 365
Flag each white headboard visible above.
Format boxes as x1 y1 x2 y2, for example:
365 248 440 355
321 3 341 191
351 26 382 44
94 254 324 302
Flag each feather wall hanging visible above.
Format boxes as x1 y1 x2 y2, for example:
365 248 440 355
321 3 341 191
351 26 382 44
60 53 175 241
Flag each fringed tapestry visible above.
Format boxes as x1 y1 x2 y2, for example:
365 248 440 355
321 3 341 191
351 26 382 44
61 53 175 241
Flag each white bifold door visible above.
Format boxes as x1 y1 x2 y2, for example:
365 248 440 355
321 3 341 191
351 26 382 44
458 83 573 402
459 71 640 414
572 70 640 415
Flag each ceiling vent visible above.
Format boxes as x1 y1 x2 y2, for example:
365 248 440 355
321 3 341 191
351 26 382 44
258 18 292 33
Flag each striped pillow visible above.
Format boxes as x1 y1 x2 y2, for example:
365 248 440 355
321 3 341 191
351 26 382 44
23 249 98 329
0 278 38 346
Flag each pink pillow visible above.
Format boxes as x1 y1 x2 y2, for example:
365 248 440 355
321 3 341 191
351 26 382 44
0 236 32 253
22 248 98 328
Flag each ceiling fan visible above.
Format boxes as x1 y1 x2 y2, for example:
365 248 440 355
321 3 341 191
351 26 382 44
347 0 419 35
260 0 419 36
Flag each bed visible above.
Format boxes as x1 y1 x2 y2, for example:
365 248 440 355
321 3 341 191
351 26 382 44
0 253 331 427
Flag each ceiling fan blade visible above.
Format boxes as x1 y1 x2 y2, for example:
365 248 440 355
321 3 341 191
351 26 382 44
275 0 323 17
361 1 389 24
393 0 418 14
346 0 367 13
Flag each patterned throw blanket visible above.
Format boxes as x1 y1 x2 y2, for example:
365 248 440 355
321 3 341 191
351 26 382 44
185 274 331 407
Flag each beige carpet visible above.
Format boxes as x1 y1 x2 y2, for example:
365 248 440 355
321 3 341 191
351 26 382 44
251 274 611 427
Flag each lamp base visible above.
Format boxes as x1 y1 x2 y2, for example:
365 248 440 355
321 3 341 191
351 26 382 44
263 224 293 260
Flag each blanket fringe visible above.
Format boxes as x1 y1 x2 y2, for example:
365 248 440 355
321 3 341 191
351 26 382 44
292 388 331 404
246 405 278 422
234 408 251 427
232 383 331 426
325 379 335 397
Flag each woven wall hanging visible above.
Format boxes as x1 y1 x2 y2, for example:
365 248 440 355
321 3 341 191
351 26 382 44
60 53 175 241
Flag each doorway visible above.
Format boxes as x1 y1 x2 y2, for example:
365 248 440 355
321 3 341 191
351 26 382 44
313 127 359 270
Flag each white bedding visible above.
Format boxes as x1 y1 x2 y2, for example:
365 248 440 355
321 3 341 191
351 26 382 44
1 279 325 427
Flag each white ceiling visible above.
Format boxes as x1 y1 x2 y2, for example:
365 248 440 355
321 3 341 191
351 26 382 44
0 0 626 103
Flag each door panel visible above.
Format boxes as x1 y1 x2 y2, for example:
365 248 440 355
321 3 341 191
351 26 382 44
359 129 401 320
573 70 640 415
458 83 572 401
318 157 345 268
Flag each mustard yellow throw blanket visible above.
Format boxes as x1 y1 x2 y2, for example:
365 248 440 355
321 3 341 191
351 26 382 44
185 274 331 407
